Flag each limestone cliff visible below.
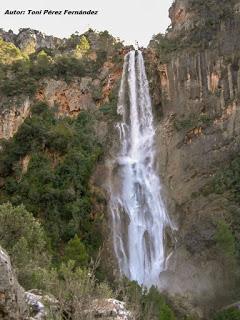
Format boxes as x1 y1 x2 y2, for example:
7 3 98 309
146 0 240 317
0 98 30 140
0 28 64 54
0 29 124 139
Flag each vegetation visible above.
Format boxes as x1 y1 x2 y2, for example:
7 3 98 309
0 38 25 64
209 156 240 202
75 35 90 58
0 96 119 317
118 280 177 320
215 221 236 258
2 23 239 319
99 84 120 119
150 34 178 63
0 32 123 96
174 113 213 132
0 199 177 319
41 260 114 319
213 307 240 320
0 202 49 288
202 156 240 260
150 0 235 60
64 235 89 267
0 53 97 96
0 102 104 261
0 32 124 318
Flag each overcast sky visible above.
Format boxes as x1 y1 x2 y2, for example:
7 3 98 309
0 0 173 46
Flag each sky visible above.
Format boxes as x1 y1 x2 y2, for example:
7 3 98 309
0 0 173 46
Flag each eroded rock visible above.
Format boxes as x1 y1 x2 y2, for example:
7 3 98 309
85 299 133 320
0 246 27 320
0 98 30 140
25 290 59 320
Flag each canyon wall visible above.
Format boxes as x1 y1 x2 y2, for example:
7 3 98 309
146 0 240 316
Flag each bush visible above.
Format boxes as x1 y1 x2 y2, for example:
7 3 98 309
213 307 240 320
75 35 90 58
117 280 176 320
0 38 24 64
174 114 213 132
64 235 89 267
99 82 120 119
215 221 235 258
0 202 50 288
41 260 114 319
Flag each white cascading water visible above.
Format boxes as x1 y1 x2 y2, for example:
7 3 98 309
109 50 172 288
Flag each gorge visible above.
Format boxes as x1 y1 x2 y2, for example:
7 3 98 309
0 0 240 319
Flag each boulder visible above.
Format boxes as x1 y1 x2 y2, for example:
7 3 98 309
85 298 134 320
25 290 59 320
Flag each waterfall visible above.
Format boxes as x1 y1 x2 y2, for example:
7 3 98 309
109 50 172 288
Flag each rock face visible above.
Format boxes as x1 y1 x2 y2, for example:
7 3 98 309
168 0 194 36
0 28 122 55
146 0 240 316
0 98 30 140
0 246 27 319
37 78 97 116
0 28 64 54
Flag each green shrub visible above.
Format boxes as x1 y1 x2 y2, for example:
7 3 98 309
203 156 240 259
174 115 198 131
215 221 235 258
75 35 90 58
41 260 114 319
118 280 176 320
64 235 89 267
99 83 120 119
0 202 50 288
209 156 240 201
174 114 213 132
159 304 176 320
213 307 240 320
0 38 24 64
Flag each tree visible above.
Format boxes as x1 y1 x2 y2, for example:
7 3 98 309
64 234 89 267
159 304 176 320
0 202 50 288
0 38 24 64
75 35 90 58
34 50 52 76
